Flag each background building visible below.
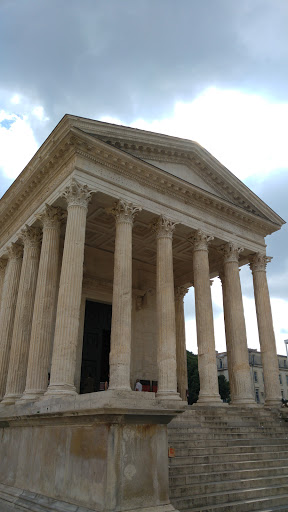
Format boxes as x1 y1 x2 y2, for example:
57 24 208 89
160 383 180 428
217 349 288 404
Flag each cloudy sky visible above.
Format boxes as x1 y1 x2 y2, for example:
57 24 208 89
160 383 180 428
0 1 287 354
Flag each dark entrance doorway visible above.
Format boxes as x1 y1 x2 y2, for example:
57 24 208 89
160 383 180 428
80 300 112 394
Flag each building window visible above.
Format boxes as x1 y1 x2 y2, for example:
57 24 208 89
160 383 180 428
279 374 282 385
284 360 287 368
286 375 288 386
262 372 264 382
255 389 260 403
281 390 284 398
254 371 258 383
219 359 223 369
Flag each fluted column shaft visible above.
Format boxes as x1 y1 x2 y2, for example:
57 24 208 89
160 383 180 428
250 253 281 406
22 206 63 400
108 200 141 390
219 272 235 400
221 243 255 405
175 286 188 401
190 230 222 405
153 216 180 400
0 245 23 400
0 259 7 306
2 228 41 404
46 181 92 396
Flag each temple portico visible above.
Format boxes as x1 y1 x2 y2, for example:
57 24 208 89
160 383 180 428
0 115 284 512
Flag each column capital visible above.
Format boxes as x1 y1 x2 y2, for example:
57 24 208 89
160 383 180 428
20 225 42 248
37 204 65 230
175 286 189 302
219 242 244 263
62 179 93 209
249 253 272 273
7 243 23 260
107 198 142 224
188 230 214 251
151 215 178 239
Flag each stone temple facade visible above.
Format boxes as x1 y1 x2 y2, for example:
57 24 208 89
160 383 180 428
0 115 285 512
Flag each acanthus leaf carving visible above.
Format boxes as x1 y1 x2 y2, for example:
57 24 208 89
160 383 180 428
107 198 142 224
188 229 214 251
151 215 178 239
249 253 272 273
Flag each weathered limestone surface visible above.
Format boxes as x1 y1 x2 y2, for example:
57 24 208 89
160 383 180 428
2 227 41 404
46 180 92 396
0 258 7 306
175 286 188 401
250 253 282 406
22 206 63 401
219 271 235 401
0 244 23 401
190 230 222 405
108 199 141 391
221 243 255 406
0 392 180 512
153 216 180 400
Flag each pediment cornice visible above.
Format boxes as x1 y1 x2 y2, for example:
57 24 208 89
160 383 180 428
0 117 284 248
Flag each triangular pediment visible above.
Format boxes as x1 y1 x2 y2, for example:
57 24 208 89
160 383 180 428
64 115 283 226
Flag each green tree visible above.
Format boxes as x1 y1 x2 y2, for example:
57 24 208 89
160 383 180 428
186 350 230 404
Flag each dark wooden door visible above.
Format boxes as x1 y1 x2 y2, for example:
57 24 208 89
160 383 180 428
80 300 112 393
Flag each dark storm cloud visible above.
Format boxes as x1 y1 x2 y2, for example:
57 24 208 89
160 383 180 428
1 0 288 144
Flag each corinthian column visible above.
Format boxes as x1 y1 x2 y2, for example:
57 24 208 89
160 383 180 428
0 244 23 401
152 216 180 400
22 205 64 401
108 199 141 390
175 286 189 401
0 259 7 306
190 230 222 405
221 243 255 405
250 253 281 406
2 227 41 404
218 271 235 401
46 180 92 396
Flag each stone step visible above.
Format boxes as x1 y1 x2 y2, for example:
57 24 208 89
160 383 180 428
170 474 288 498
169 457 288 475
170 443 288 457
180 494 288 512
170 483 288 509
168 430 288 440
169 450 288 466
169 464 288 487
168 425 288 435
168 438 288 449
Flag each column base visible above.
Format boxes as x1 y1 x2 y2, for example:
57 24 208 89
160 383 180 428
195 397 226 407
230 397 257 407
156 391 181 401
265 398 282 407
1 393 21 405
44 383 77 397
18 390 45 402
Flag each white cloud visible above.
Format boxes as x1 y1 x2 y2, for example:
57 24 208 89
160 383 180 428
124 88 288 181
0 111 39 179
10 94 20 105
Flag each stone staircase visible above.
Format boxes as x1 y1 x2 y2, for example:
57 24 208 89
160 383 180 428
168 406 288 512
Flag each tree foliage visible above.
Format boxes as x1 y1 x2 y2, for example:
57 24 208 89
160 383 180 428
186 350 230 404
